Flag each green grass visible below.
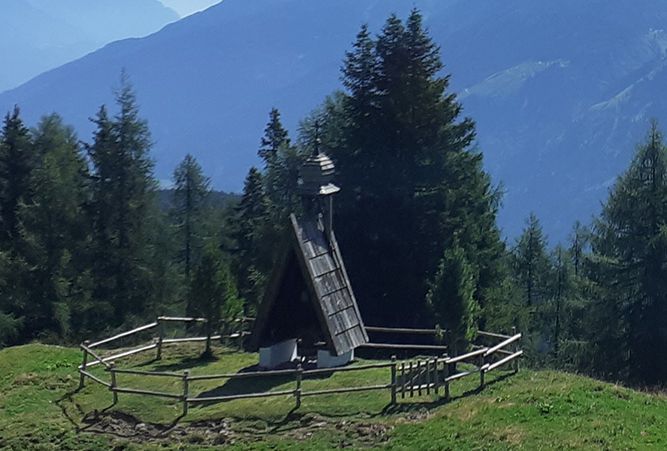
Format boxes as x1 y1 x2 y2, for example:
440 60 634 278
0 343 666 450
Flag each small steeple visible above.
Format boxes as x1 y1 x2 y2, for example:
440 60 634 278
298 123 339 241
298 123 340 197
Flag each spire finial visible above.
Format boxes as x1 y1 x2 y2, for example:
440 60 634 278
313 121 322 157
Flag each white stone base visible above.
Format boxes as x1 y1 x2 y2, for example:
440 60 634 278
317 349 354 368
259 339 298 369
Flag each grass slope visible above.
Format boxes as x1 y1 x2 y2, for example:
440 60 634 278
0 343 665 450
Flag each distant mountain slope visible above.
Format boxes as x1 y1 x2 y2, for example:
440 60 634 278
3 0 667 241
157 0 221 17
0 0 178 92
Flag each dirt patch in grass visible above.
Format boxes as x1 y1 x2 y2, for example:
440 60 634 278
81 409 393 447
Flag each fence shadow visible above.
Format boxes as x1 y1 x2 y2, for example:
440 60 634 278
191 361 333 408
148 354 218 372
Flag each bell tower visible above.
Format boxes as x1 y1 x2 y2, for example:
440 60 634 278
297 134 339 241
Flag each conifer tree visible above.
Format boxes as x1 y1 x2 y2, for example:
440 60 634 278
0 107 38 343
86 75 156 328
19 114 89 339
569 220 589 277
258 108 290 162
0 250 20 344
258 108 305 211
0 106 35 248
592 119 667 383
513 213 551 307
427 239 478 355
190 248 240 356
230 167 271 313
550 245 569 358
329 9 503 326
172 154 211 282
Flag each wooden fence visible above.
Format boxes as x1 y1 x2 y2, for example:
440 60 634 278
77 320 521 418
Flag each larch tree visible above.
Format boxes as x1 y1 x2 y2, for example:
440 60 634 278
172 154 211 282
513 213 551 308
592 119 667 384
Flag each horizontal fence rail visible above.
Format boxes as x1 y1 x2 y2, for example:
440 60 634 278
188 389 296 404
77 319 521 419
110 368 184 378
476 330 512 340
365 326 442 335
358 343 448 351
89 322 159 349
112 386 183 400
86 343 158 368
157 316 207 323
301 384 393 397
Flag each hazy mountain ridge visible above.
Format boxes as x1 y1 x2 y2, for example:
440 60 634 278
3 0 667 240
0 0 178 92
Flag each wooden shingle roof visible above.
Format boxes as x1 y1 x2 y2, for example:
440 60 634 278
249 214 368 356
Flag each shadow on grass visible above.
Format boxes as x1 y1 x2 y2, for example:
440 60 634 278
192 361 334 408
147 353 219 372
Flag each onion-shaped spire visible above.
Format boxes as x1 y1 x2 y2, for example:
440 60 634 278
298 125 340 197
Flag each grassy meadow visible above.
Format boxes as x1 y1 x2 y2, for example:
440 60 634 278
0 343 665 450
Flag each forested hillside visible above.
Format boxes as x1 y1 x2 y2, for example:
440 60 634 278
1 10 667 387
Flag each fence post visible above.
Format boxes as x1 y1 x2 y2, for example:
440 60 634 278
433 358 439 395
182 370 190 417
78 340 89 389
425 359 431 395
390 355 397 405
109 363 118 405
156 318 165 360
238 317 245 350
409 361 414 398
400 361 406 399
512 326 519 373
479 353 485 389
417 360 422 396
444 359 450 400
295 364 303 409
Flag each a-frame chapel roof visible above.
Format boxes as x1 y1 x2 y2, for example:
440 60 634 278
249 213 368 356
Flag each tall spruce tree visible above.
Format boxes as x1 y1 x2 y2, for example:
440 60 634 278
592 120 667 384
86 76 156 329
230 167 271 313
330 10 503 327
0 106 35 248
19 114 89 339
0 107 38 343
258 108 290 162
259 109 306 212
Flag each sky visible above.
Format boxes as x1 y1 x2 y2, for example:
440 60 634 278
157 0 222 17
